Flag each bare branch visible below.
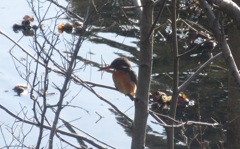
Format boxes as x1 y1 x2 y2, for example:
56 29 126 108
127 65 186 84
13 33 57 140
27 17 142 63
149 110 221 128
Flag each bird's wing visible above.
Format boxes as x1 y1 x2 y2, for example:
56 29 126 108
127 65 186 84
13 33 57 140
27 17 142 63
129 70 138 85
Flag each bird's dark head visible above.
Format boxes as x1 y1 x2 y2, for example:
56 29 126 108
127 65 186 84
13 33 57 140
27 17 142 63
99 57 132 71
110 57 131 70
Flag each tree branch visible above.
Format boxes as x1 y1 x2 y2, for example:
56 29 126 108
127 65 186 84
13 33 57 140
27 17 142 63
213 0 240 29
149 110 221 128
0 29 133 126
200 0 240 87
168 0 179 148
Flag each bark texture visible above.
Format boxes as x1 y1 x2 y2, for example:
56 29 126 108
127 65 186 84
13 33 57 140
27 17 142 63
131 0 153 148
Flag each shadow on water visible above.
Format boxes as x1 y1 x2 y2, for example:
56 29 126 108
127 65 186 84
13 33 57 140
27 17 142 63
68 0 228 148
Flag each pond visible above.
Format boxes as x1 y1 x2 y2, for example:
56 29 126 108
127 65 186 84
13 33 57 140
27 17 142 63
0 0 228 148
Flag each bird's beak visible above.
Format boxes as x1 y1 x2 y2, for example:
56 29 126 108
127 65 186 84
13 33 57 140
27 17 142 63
98 66 111 71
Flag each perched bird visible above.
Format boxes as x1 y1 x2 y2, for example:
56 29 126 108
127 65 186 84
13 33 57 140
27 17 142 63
99 57 137 100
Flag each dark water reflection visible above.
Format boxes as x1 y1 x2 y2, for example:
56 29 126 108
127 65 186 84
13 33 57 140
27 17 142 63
69 0 228 148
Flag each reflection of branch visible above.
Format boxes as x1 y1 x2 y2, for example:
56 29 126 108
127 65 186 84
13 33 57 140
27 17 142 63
56 133 82 148
179 52 222 91
60 118 87 148
95 112 104 123
72 74 133 124
46 0 84 21
0 104 115 149
59 117 116 149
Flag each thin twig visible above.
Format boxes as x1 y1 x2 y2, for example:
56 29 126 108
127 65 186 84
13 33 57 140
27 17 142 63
149 110 221 128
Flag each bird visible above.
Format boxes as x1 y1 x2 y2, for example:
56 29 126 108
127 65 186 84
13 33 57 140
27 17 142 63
99 57 137 100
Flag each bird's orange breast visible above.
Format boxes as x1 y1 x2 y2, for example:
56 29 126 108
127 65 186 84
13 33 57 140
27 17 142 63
112 70 137 97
